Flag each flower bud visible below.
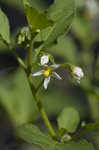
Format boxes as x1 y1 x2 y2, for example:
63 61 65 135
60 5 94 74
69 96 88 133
72 67 84 82
17 26 31 47
40 55 49 65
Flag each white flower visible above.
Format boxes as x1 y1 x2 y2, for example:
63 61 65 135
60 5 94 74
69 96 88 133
72 67 84 83
40 55 49 66
86 0 98 16
31 65 62 90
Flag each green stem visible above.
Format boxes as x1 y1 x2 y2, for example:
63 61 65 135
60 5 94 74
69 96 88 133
27 40 33 70
8 45 26 71
27 76 56 138
26 40 56 138
60 63 71 69
34 94 56 138
13 50 27 71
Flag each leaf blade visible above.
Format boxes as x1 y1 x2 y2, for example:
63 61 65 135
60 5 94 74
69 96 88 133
72 123 99 139
34 0 75 47
23 0 53 31
55 140 95 150
57 107 80 133
17 124 56 150
0 9 10 44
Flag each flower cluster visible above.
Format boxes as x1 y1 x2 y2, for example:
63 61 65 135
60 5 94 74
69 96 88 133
31 55 84 89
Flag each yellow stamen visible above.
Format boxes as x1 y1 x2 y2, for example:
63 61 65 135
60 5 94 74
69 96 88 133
43 69 51 77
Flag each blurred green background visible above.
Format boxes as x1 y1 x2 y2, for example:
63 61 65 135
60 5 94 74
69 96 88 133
0 0 99 149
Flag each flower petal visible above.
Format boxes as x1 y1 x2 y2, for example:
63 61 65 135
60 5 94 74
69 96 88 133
31 70 44 77
50 64 60 69
44 76 51 89
72 67 84 79
40 55 49 65
53 72 62 80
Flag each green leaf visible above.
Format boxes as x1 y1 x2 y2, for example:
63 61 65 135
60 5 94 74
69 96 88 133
57 107 80 133
55 140 95 150
23 0 49 12
34 0 75 47
17 124 95 150
0 69 39 126
17 124 56 150
23 0 53 31
0 9 10 44
73 123 99 139
33 43 44 62
17 124 94 150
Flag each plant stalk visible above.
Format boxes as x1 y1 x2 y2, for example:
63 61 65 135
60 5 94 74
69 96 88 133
27 76 56 138
8 45 26 71
27 40 33 71
27 41 56 138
